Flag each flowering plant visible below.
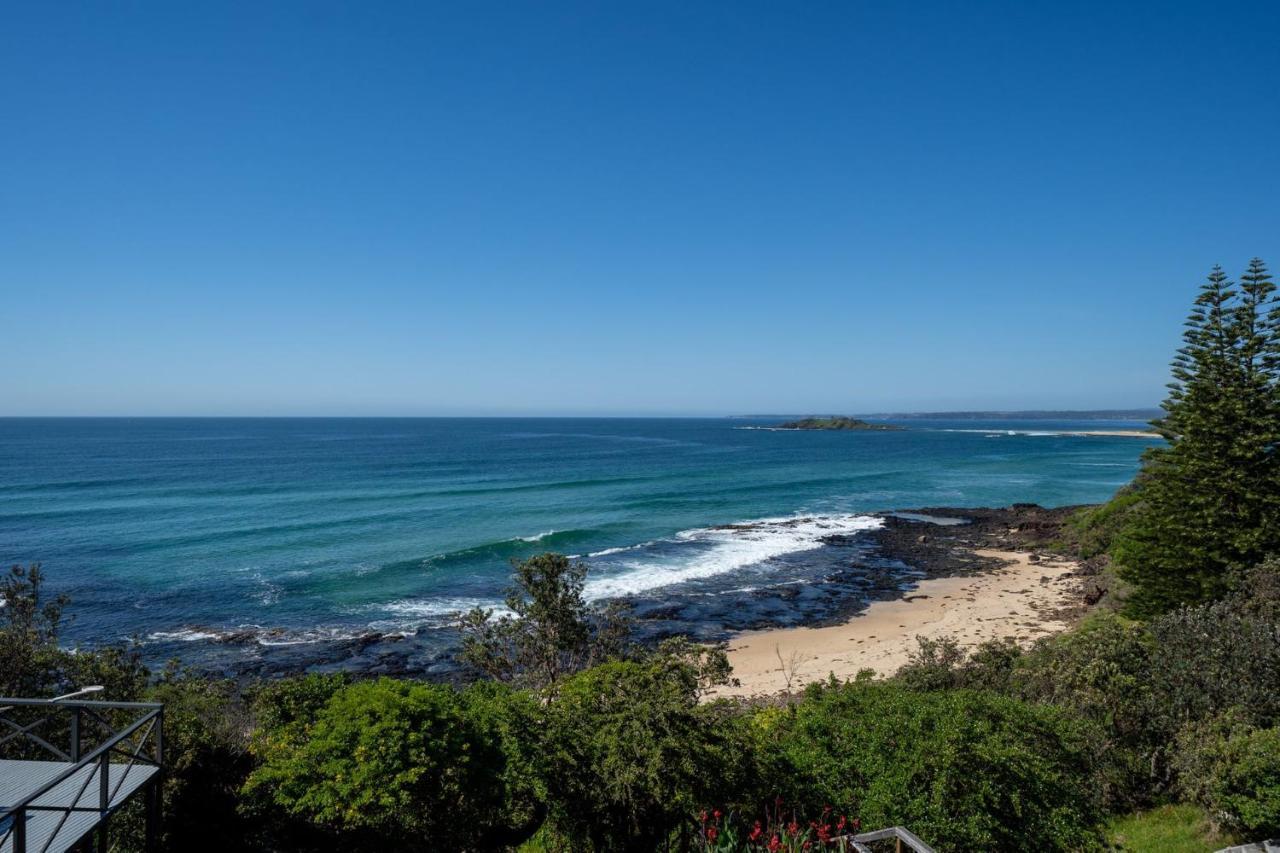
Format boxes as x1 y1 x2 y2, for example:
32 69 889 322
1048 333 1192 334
695 800 861 852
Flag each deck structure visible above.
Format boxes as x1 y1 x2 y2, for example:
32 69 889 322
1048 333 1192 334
0 697 162 853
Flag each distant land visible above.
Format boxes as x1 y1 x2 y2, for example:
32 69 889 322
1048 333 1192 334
774 417 904 431
858 409 1162 421
732 409 1161 421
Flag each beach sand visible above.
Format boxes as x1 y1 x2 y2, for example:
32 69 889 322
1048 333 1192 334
710 550 1080 698
1066 430 1159 438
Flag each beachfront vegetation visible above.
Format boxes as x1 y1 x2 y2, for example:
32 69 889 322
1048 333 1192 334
1112 259 1280 616
458 552 633 690
5 260 1280 851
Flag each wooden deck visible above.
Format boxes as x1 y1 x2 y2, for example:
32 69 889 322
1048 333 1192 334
0 759 158 853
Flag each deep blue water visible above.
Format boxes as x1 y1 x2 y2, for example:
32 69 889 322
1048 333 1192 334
0 417 1158 672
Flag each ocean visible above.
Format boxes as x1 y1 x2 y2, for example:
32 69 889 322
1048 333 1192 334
0 417 1158 674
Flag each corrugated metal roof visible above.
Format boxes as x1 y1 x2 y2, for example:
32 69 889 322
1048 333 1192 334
0 759 158 853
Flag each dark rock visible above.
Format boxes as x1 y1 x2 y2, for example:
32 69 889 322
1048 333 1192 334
1077 554 1110 576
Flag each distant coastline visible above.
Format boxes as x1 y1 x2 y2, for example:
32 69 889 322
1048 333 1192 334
729 409 1161 421
739 416 905 432
858 408 1162 421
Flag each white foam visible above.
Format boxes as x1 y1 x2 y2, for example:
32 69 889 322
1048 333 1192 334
148 624 371 646
583 541 655 558
365 596 514 633
255 627 367 646
583 514 882 599
939 428 1111 437
517 530 559 542
147 629 222 643
380 596 509 617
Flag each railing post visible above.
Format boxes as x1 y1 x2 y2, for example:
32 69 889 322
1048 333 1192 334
70 708 81 761
152 708 165 852
99 752 110 812
96 749 112 853
145 780 159 853
13 807 26 853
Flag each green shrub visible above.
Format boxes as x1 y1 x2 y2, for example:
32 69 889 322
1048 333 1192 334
1171 709 1255 808
895 636 967 691
1148 599 1280 736
106 671 257 853
896 636 1021 694
1011 613 1157 809
1204 727 1280 836
1176 721 1280 837
245 678 540 852
1067 487 1144 560
1231 557 1280 617
900 599 1280 812
456 680 548 846
541 658 752 851
458 552 632 689
774 681 1104 851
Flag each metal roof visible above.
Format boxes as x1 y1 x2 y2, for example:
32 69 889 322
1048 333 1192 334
1 697 163 853
0 760 159 853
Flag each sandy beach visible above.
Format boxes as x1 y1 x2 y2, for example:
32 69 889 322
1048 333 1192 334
711 549 1081 698
1068 430 1160 438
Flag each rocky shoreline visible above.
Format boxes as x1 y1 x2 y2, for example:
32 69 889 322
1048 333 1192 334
713 503 1105 696
863 503 1103 618
149 503 1104 681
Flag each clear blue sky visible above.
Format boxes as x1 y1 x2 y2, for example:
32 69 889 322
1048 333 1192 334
3 1 1278 416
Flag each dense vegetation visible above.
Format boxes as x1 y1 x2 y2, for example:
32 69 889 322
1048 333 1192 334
3 260 1278 851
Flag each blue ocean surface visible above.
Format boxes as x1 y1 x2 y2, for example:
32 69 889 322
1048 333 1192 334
0 417 1158 673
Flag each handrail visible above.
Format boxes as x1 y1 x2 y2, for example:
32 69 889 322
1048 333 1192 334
0 698 163 829
0 698 162 710
846 825 935 853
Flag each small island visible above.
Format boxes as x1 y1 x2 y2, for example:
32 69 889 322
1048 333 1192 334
775 416 905 431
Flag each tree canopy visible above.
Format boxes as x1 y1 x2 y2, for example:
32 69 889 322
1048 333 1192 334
1116 259 1280 615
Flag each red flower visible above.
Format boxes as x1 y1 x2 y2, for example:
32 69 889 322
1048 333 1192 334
852 818 861 830
700 810 708 824
749 820 763 842
817 824 831 843
713 809 722 820
706 826 718 842
768 835 782 853
803 843 812 851
836 816 847 831
788 820 800 835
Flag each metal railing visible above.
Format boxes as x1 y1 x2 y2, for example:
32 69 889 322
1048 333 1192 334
847 825 935 853
0 694 164 853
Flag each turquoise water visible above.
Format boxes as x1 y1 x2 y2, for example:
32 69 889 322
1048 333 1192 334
0 417 1157 671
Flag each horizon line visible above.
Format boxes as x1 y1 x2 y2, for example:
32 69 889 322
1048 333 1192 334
0 408 1163 420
